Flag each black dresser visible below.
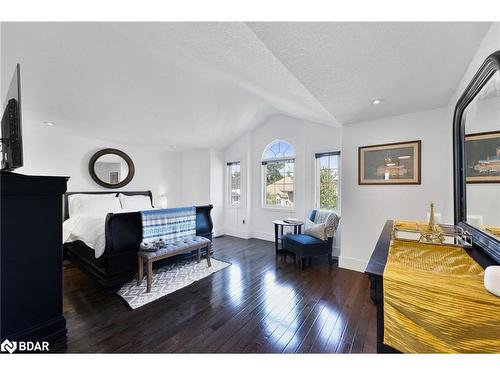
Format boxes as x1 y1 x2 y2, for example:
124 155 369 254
1 171 68 343
365 220 498 353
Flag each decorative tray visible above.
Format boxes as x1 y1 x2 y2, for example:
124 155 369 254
392 221 473 249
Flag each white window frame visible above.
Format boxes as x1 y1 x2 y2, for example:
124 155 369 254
261 140 296 210
227 161 241 207
314 151 341 212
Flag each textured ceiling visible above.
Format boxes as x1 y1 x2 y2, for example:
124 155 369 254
1 22 337 150
1 22 491 150
247 22 491 124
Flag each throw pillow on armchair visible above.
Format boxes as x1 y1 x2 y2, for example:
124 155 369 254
304 219 327 241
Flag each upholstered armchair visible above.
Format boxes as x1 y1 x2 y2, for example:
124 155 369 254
282 210 340 270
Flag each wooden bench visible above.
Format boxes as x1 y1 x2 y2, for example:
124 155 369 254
137 236 211 293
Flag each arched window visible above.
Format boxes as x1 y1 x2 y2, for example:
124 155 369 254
262 140 295 208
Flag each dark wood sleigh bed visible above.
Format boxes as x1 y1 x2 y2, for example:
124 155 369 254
63 191 214 293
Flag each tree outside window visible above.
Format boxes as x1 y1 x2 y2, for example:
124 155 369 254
262 140 295 208
228 162 241 206
316 152 340 210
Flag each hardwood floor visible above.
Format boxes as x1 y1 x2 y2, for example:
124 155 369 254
54 236 376 353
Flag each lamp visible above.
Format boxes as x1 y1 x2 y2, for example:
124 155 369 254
158 194 168 208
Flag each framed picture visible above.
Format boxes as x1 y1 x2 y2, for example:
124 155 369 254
466 131 500 183
359 140 421 185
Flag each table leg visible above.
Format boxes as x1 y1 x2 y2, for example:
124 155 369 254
298 224 302 234
146 260 153 293
137 254 143 286
280 225 285 258
274 224 279 254
294 225 298 234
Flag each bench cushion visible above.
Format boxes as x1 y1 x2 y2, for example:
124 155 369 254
139 235 210 260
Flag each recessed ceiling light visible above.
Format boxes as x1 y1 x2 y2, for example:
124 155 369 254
43 121 55 126
372 98 384 105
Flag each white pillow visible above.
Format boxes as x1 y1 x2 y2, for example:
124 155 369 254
118 194 153 210
68 193 121 217
304 219 327 241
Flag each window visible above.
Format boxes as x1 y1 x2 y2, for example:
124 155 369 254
315 151 340 211
262 140 295 208
227 161 241 206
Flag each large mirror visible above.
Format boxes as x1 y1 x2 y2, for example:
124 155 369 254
89 148 135 188
464 72 500 235
454 51 500 262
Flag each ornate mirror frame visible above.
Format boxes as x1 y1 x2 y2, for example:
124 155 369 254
453 50 500 263
89 148 135 189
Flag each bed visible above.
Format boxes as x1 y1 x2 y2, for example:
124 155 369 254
63 191 214 293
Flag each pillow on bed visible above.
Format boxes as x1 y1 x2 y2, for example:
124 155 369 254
118 193 153 210
68 193 121 217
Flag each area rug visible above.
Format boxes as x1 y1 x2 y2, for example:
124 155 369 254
117 258 231 309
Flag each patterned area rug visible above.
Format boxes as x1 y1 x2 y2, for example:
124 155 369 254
117 258 231 309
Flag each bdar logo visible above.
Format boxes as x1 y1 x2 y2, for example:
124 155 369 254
1 339 17 354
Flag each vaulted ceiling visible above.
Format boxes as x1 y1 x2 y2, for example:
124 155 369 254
1 22 491 150
248 22 490 124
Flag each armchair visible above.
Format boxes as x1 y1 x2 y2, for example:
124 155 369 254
282 210 340 270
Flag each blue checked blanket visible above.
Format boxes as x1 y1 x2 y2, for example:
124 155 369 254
141 206 196 245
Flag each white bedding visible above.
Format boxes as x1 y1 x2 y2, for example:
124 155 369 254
63 208 159 258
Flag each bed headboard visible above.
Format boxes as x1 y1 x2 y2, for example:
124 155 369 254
63 190 153 221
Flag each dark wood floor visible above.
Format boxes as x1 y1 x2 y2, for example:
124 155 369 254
54 236 376 353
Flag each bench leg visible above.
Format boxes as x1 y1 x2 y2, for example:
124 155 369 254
197 246 201 263
206 244 212 267
146 260 153 293
137 254 144 286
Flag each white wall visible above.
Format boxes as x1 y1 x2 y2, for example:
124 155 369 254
0 23 2 103
340 107 452 271
180 149 211 206
222 114 342 254
17 110 183 207
179 148 225 235
223 133 253 238
338 22 500 273
451 23 500 106
209 149 225 236
18 108 228 233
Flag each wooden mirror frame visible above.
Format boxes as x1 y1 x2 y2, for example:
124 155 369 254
453 50 500 263
89 148 135 189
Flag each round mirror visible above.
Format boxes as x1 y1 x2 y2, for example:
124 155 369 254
89 148 135 188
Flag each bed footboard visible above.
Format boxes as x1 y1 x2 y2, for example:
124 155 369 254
65 204 214 293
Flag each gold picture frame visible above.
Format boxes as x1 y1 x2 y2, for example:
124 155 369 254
358 140 421 185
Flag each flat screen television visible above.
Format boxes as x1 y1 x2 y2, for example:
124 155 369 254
1 64 23 171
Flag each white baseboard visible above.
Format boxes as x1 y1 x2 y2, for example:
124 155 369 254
332 246 341 257
220 230 343 259
221 228 252 240
213 229 224 238
339 256 367 273
249 231 275 242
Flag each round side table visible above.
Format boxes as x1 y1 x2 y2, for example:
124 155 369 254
272 220 304 255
